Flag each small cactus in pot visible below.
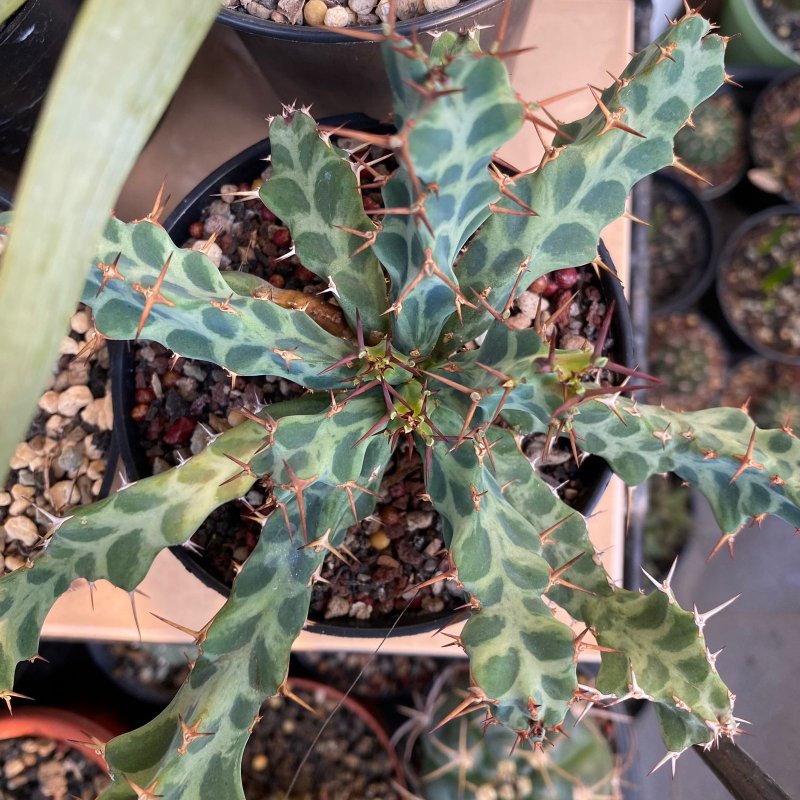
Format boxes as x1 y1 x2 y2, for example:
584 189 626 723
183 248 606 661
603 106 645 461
1 9 799 798
647 313 728 411
672 92 746 196
674 93 743 167
402 665 622 799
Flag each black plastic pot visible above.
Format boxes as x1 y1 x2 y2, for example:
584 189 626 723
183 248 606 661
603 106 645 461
715 204 800 365
110 120 635 638
649 173 717 313
217 0 528 119
0 0 80 193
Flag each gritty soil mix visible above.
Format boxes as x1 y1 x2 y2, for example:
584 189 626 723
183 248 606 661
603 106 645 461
125 152 618 626
647 179 710 309
722 356 800 429
242 684 400 800
1 307 112 575
755 0 800 58
226 0 468 28
296 652 441 699
0 737 109 800
718 212 800 362
94 642 192 701
751 73 800 204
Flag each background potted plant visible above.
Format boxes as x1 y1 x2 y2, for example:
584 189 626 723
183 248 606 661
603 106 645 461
0 707 112 798
395 664 628 799
1 8 799 800
721 0 800 68
217 0 530 119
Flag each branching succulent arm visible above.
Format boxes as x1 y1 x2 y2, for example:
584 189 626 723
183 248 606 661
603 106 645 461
0 10 797 797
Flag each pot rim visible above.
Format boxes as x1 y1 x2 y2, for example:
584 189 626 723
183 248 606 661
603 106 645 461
218 0 504 43
111 116 636 637
0 707 111 771
649 172 717 313
715 203 800 366
729 0 800 68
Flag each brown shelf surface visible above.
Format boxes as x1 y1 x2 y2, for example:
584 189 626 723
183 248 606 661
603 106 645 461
42 0 633 659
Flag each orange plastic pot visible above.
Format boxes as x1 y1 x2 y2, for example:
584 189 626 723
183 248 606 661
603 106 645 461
0 707 111 770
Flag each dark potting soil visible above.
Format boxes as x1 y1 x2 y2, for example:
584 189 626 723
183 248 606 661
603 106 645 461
98 642 192 700
722 357 800 429
751 73 800 204
755 0 800 57
718 213 800 361
0 737 109 800
242 686 399 800
647 179 708 308
296 652 441 699
128 154 616 622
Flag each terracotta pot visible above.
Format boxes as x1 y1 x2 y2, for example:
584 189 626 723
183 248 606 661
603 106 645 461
0 707 111 770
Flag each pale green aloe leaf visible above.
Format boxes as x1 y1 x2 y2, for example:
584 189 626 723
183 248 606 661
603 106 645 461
0 0 25 24
0 0 219 485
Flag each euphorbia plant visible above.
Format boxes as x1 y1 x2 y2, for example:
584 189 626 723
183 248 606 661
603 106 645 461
1 10 799 799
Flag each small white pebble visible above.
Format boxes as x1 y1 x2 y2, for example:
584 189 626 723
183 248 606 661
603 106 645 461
325 5 357 26
70 310 91 334
424 0 458 10
349 0 377 14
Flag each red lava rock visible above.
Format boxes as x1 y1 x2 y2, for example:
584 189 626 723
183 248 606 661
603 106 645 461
553 290 575 328
134 387 156 404
389 482 406 499
146 416 163 441
218 233 234 253
528 275 550 294
542 278 560 297
271 227 291 248
295 265 316 283
162 371 179 389
379 507 402 526
384 524 406 541
362 195 381 212
260 206 277 223
163 416 196 446
555 267 579 289
188 221 204 239
130 403 149 423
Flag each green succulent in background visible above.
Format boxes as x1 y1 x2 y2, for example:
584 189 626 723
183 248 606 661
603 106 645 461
674 93 743 167
1 11 799 799
647 313 728 411
412 666 621 800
